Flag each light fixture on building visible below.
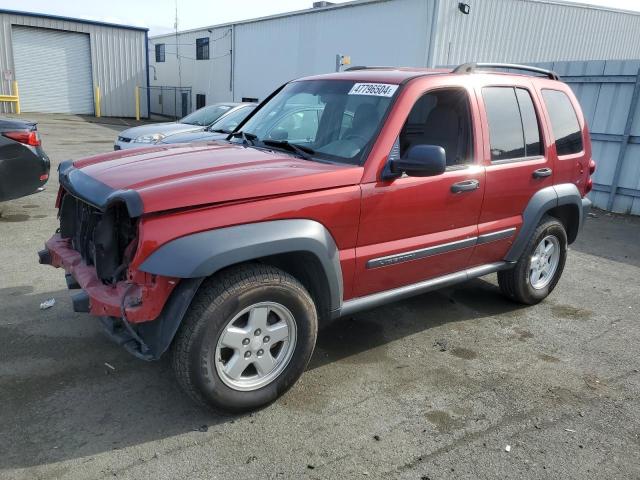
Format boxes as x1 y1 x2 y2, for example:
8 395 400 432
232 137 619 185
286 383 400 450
458 2 471 14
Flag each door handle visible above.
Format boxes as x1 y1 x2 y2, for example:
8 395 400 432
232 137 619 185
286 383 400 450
532 167 552 178
451 179 480 193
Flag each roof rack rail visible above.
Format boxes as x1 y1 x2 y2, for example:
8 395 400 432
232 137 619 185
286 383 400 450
453 62 560 80
344 66 395 71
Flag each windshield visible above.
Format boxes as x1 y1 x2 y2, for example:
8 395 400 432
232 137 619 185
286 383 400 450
181 104 233 126
233 80 398 165
210 105 256 133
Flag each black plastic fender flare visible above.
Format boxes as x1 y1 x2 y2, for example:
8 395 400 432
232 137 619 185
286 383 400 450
505 183 587 262
139 219 344 312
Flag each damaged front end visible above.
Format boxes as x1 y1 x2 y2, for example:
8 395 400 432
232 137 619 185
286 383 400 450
38 161 192 360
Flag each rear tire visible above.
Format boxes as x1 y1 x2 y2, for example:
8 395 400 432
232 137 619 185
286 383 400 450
498 215 567 305
170 264 318 413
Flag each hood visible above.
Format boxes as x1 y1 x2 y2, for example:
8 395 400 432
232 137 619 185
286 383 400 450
118 122 204 140
65 142 363 215
160 130 227 144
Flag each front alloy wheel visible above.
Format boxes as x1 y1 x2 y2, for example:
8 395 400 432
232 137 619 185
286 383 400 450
171 264 317 413
215 302 297 391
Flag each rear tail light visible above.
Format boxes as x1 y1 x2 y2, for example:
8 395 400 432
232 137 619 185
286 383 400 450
589 159 596 175
39 173 49 182
585 177 593 194
2 130 41 147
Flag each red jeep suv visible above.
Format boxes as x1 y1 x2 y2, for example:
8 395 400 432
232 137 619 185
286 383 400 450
40 63 594 412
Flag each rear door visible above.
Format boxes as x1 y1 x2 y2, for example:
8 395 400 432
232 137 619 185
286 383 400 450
468 79 554 267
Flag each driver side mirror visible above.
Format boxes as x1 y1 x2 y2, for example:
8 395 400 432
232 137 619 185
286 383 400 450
389 144 447 177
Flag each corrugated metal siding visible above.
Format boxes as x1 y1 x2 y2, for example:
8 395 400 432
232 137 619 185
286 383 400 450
533 60 640 215
0 12 147 117
433 0 640 66
233 0 435 101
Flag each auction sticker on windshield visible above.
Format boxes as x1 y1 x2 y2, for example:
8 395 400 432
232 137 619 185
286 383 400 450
348 83 398 97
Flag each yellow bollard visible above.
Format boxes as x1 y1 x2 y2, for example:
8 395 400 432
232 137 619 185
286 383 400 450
135 86 140 121
13 80 20 114
94 85 101 118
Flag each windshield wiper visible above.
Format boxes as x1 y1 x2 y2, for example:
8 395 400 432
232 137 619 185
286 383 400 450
210 128 231 134
262 140 315 160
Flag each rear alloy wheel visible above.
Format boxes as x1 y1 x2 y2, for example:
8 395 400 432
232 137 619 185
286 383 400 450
528 235 561 290
498 215 567 305
171 264 317 413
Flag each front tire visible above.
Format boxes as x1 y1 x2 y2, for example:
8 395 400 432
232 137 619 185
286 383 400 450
171 264 318 413
498 215 567 305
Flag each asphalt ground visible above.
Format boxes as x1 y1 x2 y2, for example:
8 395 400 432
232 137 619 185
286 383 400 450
1 113 639 479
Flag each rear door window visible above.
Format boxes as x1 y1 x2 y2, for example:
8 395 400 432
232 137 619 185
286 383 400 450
482 87 543 161
541 89 583 156
516 89 542 157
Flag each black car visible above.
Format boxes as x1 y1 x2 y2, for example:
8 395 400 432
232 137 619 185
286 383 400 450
0 117 50 202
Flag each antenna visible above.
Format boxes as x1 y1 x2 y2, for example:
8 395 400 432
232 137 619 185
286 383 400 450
175 0 182 90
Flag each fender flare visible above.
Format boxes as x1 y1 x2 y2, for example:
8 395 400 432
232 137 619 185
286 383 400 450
139 219 344 312
505 183 585 262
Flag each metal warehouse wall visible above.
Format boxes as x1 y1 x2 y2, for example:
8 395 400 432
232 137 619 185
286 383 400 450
0 12 148 117
232 0 436 101
533 60 640 215
433 0 640 65
149 25 233 113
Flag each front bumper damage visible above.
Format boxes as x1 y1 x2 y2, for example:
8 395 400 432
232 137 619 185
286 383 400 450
39 233 195 360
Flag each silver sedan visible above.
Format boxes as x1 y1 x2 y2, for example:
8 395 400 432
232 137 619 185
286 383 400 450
114 102 247 150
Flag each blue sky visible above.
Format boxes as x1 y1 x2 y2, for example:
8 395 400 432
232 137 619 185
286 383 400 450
1 0 639 36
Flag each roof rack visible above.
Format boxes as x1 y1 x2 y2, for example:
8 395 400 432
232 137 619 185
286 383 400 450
453 62 560 80
344 66 396 71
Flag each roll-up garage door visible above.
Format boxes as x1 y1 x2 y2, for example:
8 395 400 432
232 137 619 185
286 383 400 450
12 26 94 114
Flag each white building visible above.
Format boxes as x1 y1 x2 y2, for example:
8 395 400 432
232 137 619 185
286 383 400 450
0 9 148 117
149 0 640 116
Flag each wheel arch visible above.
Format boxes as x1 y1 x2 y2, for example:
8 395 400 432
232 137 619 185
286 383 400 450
139 219 343 315
505 183 585 262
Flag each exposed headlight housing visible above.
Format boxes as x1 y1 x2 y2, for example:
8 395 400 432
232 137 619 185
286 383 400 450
133 133 166 144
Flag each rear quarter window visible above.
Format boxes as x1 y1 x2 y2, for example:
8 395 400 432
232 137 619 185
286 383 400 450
541 89 583 156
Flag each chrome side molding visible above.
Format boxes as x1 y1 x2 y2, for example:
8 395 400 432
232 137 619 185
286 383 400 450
336 261 510 318
366 228 516 269
477 227 516 245
366 237 477 269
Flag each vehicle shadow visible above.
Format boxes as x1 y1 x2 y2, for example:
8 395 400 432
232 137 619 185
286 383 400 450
570 211 640 268
309 277 525 370
0 278 522 470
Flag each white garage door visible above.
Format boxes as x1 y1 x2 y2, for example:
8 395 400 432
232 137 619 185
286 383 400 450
12 26 94 114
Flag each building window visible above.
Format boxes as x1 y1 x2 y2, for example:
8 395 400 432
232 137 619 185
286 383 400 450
196 38 209 60
196 94 206 109
155 43 165 62
542 89 583 156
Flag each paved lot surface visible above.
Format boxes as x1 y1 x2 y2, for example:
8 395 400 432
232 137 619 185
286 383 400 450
1 114 639 480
